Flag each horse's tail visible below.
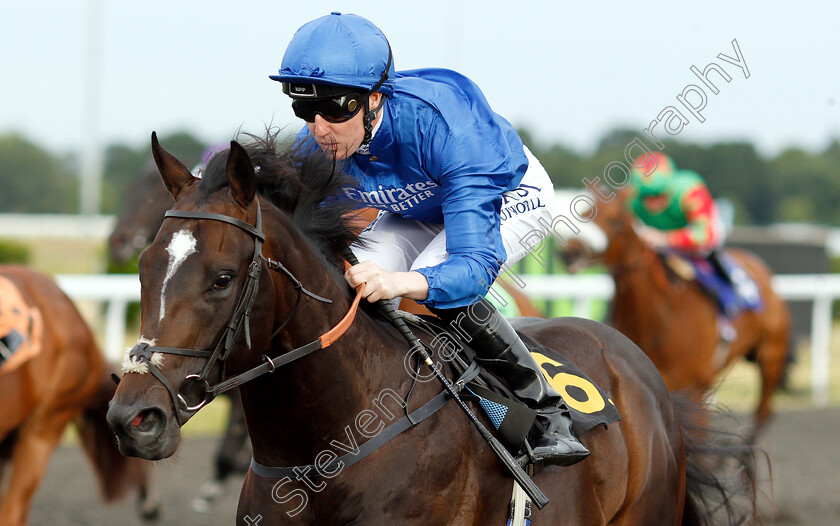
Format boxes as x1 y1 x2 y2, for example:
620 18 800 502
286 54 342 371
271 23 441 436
74 367 161 520
674 391 760 526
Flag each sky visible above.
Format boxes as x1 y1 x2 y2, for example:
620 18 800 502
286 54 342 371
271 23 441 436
1 1 838 158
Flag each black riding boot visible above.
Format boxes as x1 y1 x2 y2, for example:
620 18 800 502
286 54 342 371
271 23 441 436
433 299 590 466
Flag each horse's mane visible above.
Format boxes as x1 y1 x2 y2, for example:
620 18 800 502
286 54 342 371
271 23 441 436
198 131 360 261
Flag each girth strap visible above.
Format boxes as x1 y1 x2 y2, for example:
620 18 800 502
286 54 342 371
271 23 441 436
249 361 481 479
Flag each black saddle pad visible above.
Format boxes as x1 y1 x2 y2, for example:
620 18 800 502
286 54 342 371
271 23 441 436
402 313 621 437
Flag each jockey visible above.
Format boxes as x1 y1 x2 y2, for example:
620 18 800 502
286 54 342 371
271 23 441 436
626 152 760 338
271 12 589 466
626 152 723 253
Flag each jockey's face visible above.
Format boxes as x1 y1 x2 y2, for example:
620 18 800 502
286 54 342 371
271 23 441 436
307 92 382 161
642 194 669 211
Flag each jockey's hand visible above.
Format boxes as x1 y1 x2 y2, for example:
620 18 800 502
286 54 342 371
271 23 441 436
344 260 429 303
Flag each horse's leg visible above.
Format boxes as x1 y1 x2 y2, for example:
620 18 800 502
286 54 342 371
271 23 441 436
733 252 790 440
219 389 251 475
193 390 250 512
0 408 75 526
752 334 788 439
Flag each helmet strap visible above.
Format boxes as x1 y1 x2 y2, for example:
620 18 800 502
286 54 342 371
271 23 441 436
361 93 386 146
360 39 393 147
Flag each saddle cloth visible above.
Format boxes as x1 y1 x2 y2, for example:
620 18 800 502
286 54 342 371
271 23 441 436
404 314 621 442
664 251 763 318
0 275 43 375
520 331 621 437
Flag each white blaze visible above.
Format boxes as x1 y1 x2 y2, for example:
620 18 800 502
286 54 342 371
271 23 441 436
160 229 197 321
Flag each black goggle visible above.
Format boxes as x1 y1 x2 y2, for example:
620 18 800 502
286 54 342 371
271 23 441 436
291 93 367 124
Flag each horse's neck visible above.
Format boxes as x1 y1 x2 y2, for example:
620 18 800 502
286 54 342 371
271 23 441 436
242 214 414 467
608 238 672 337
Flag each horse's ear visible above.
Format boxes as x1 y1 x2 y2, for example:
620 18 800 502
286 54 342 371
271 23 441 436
151 131 196 200
226 141 256 208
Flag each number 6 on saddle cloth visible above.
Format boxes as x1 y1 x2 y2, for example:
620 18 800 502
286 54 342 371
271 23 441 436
408 315 621 456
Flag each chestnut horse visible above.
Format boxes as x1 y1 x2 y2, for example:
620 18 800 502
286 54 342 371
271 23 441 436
0 265 155 526
107 134 754 525
562 192 790 437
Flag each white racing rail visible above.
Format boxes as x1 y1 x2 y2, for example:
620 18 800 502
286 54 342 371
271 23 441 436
55 273 840 406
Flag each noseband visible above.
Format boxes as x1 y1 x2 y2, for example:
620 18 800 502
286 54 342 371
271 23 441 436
126 202 341 425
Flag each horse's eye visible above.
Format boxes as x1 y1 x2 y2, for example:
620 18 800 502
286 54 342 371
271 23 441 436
214 273 233 290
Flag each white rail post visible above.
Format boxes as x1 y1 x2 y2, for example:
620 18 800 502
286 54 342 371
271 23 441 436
811 291 833 407
104 299 129 363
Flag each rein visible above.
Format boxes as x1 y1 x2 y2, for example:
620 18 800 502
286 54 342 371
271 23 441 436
126 202 363 425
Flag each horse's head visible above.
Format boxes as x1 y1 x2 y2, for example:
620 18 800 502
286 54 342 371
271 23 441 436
580 188 650 268
108 160 175 264
107 132 360 461
107 133 275 459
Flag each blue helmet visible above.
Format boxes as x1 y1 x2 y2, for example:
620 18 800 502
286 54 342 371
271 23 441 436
269 12 395 96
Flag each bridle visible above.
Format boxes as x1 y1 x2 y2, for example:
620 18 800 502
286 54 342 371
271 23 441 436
126 201 363 425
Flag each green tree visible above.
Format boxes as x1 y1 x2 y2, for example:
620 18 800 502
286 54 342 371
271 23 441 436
769 148 840 226
101 131 207 214
0 133 77 213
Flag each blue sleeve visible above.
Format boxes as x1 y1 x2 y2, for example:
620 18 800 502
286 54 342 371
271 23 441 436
413 118 521 309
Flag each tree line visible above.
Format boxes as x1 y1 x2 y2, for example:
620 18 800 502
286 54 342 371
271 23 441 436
0 128 836 226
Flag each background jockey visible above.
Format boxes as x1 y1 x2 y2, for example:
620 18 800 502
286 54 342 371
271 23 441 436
271 12 588 466
626 152 723 254
626 152 762 339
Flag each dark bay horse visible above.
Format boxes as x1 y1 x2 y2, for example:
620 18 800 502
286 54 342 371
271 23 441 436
562 191 790 437
105 159 537 511
107 157 252 512
0 265 156 526
107 134 754 524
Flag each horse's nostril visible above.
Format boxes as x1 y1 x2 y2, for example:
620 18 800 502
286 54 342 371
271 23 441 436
131 411 147 428
132 408 164 434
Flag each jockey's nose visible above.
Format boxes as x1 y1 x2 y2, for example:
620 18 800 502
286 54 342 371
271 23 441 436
312 114 332 136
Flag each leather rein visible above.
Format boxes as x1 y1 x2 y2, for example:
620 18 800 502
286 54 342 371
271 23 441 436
126 202 364 425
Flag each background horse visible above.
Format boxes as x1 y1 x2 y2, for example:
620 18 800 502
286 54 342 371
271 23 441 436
108 159 174 265
107 134 755 525
562 191 790 437
0 265 156 526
